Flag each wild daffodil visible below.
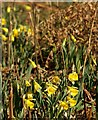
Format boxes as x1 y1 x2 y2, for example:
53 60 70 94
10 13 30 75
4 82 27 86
51 76 61 84
67 86 79 97
24 99 34 110
26 92 33 100
24 5 31 11
7 6 11 13
67 96 77 107
2 27 8 33
46 84 57 96
26 80 31 87
2 34 7 41
59 101 68 110
23 26 27 32
10 34 14 42
14 7 16 11
68 72 78 82
27 28 34 36
13 28 18 37
18 25 24 32
2 18 6 26
34 81 41 93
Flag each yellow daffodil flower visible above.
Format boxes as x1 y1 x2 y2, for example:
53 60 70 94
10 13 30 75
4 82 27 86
68 72 78 82
13 29 18 37
27 28 34 36
51 76 61 84
2 27 8 33
26 80 31 87
67 96 77 107
46 85 57 96
20 25 24 31
24 5 31 11
27 28 32 36
10 34 14 42
2 34 7 41
59 101 68 110
26 92 33 100
7 6 11 13
18 25 24 32
24 99 34 110
14 7 16 11
34 81 41 93
65 16 68 20
23 26 27 32
2 18 6 26
67 86 79 97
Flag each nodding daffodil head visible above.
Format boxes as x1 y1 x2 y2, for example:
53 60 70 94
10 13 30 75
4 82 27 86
67 86 79 97
67 96 77 107
45 84 57 96
68 72 78 82
2 18 6 26
24 99 34 110
34 81 42 93
59 101 68 110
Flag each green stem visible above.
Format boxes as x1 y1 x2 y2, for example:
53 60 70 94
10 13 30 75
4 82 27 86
67 108 71 120
56 108 62 119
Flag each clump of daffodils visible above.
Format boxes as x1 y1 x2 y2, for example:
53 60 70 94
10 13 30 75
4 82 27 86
24 81 35 110
24 79 42 110
2 19 34 42
2 27 8 41
1 18 8 41
59 72 79 111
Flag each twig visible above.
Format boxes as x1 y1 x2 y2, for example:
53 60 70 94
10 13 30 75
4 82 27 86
9 83 13 119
